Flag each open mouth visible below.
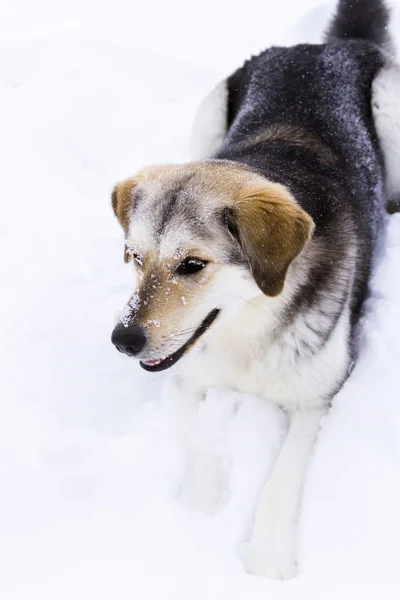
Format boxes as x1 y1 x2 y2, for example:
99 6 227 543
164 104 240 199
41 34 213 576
140 308 220 373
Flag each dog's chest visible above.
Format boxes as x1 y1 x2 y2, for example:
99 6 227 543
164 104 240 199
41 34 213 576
183 309 350 411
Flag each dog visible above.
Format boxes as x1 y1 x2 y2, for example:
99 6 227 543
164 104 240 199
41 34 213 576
110 0 400 579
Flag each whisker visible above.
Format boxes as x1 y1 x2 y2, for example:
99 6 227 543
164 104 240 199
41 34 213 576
166 327 197 339
175 326 198 333
239 296 274 317
169 330 196 338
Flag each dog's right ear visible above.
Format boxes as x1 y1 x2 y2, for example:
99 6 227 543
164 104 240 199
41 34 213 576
111 178 138 263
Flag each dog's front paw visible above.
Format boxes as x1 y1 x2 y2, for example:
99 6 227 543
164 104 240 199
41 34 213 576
245 503 298 580
246 539 298 580
178 451 229 516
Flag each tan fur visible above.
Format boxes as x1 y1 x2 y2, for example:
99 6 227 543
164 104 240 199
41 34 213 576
128 255 219 356
112 177 139 262
234 182 314 296
238 124 338 165
117 161 313 296
112 161 314 329
112 165 173 228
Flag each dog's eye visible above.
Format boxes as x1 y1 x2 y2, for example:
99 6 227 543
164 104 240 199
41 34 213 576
176 258 208 276
131 252 143 267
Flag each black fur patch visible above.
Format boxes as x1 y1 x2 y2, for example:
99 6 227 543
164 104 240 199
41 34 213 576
216 31 388 368
325 0 390 48
156 174 196 236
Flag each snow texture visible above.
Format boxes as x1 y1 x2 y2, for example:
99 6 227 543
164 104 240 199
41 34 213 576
120 292 140 328
1 1 400 598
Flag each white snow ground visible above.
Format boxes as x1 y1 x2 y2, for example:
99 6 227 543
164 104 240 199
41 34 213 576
1 1 400 598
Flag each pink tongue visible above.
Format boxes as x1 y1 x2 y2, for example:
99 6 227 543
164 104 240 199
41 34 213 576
145 358 163 365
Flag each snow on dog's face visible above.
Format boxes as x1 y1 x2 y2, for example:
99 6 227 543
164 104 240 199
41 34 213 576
110 161 313 372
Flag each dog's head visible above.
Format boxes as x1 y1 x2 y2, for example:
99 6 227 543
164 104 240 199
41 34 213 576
110 161 313 372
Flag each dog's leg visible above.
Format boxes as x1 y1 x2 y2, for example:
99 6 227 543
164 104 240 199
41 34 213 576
190 80 228 160
248 406 327 580
372 64 400 210
168 379 229 515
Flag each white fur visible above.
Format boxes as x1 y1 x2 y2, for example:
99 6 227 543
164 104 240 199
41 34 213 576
178 274 350 411
248 407 327 579
372 63 400 200
165 380 229 515
190 80 228 159
169 266 351 578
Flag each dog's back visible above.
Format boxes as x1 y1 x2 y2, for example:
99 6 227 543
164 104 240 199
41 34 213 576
221 41 386 233
214 1 391 354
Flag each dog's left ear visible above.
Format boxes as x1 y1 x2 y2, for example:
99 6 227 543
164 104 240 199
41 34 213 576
227 182 314 296
111 178 138 263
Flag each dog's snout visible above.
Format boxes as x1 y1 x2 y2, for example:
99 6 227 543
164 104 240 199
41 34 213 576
111 323 147 356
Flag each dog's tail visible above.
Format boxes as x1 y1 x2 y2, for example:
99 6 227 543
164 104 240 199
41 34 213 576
324 0 391 49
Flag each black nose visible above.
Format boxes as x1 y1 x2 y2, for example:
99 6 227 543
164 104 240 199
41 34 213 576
111 323 147 356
